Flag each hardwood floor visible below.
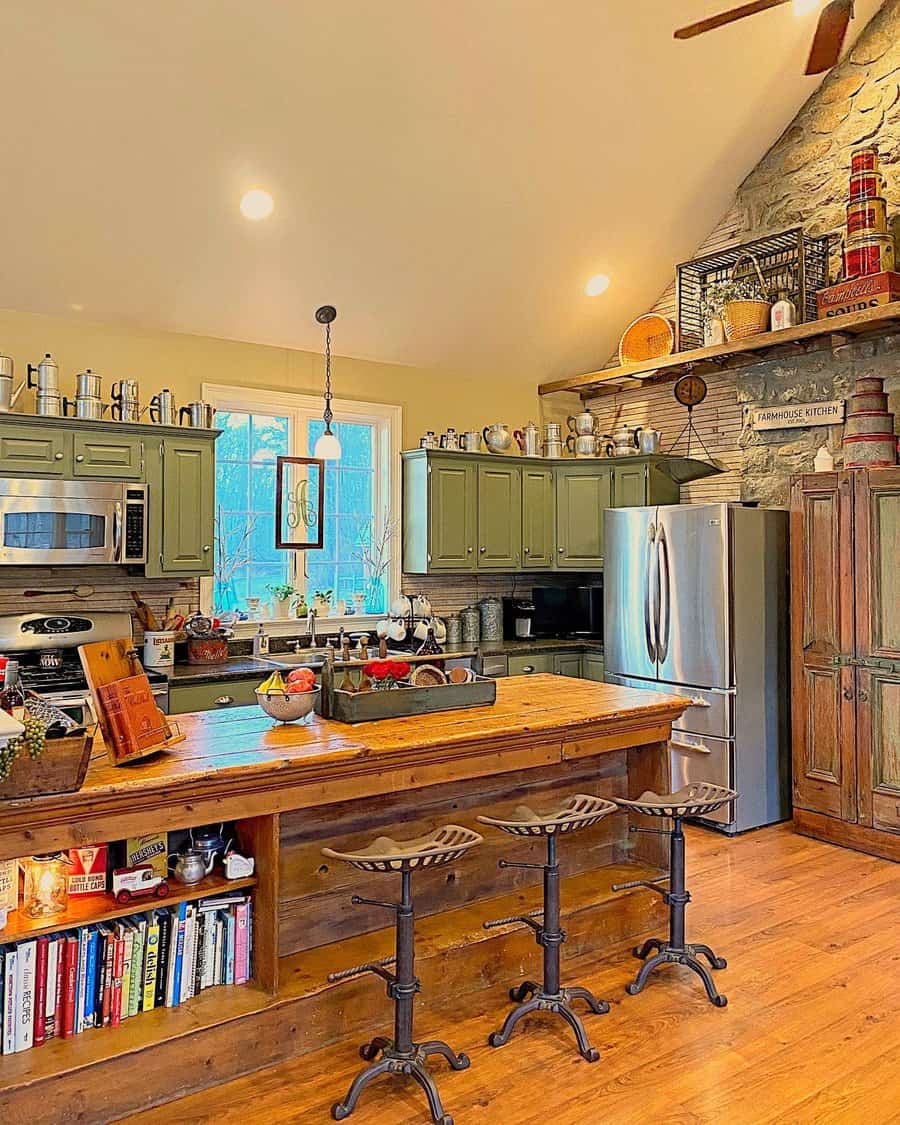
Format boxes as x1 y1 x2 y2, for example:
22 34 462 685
119 824 900 1125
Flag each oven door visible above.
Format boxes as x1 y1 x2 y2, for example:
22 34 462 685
0 492 121 565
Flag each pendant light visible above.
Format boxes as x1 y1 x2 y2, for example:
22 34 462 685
313 304 341 461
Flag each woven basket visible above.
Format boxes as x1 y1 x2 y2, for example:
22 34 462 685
722 252 771 341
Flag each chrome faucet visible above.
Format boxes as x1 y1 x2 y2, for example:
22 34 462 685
307 606 318 647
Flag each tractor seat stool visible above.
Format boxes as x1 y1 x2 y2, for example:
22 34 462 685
321 824 483 1125
478 793 618 1063
611 783 738 1007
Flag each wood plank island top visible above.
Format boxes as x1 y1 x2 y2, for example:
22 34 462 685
0 676 689 858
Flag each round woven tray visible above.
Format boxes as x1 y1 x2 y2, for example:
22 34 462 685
618 314 675 366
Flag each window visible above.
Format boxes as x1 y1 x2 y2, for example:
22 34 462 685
204 385 401 621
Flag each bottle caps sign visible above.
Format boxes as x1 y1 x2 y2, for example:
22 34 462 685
749 401 845 431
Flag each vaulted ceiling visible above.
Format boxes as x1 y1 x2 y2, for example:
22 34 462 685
0 1 883 380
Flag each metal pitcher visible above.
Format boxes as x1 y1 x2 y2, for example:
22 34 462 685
566 433 598 458
27 353 60 396
459 429 481 452
482 423 512 454
63 396 109 420
180 400 216 428
638 428 661 455
0 356 24 413
111 379 141 422
418 430 438 449
514 421 542 457
439 427 460 451
567 409 595 436
610 423 643 457
150 388 177 425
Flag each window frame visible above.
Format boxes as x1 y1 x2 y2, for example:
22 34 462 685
201 382 402 630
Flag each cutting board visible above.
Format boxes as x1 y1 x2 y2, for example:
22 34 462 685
78 638 183 765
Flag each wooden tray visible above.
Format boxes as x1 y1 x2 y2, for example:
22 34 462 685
327 675 497 724
0 730 94 800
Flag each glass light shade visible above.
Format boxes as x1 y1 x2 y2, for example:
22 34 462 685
313 430 342 460
23 854 69 918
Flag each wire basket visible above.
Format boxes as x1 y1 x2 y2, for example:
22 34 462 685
676 227 831 351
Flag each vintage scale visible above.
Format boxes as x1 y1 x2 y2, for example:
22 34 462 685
667 372 714 461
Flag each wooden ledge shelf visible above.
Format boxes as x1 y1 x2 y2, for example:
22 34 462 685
0 872 257 942
538 299 900 398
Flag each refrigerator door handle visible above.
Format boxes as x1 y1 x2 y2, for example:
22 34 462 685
657 524 671 664
644 521 658 664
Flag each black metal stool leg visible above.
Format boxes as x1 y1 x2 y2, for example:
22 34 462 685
555 1003 601 1063
684 956 728 1008
420 1040 471 1070
634 937 663 960
565 985 610 1015
332 1058 394 1120
690 942 727 970
509 979 540 1003
488 996 542 1047
408 1061 454 1125
359 1034 391 1061
625 950 667 995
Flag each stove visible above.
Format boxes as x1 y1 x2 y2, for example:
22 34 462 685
0 611 169 719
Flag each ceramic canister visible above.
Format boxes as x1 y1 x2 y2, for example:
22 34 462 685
143 629 177 668
460 605 480 644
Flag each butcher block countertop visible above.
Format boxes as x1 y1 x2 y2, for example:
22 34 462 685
0 676 688 860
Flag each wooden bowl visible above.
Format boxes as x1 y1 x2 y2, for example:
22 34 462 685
618 314 676 366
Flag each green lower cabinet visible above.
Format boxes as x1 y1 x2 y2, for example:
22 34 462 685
169 676 262 714
555 465 611 569
0 422 70 476
582 653 606 682
521 466 555 569
508 653 554 676
73 433 144 479
146 435 217 577
553 653 583 678
477 463 521 569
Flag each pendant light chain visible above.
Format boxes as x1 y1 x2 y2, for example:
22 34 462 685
323 320 334 434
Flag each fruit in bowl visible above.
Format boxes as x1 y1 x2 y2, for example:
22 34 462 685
256 670 320 723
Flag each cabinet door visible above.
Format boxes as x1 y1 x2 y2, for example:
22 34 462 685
553 653 583 678
554 466 611 569
854 467 900 832
428 458 476 570
0 423 69 476
508 653 553 676
157 437 215 575
477 463 521 570
789 473 856 821
73 433 144 479
612 462 648 508
521 466 554 569
582 653 605 682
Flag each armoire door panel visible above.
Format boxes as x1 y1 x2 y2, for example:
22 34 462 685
856 668 900 833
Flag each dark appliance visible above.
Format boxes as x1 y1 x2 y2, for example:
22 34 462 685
502 597 535 640
529 584 603 640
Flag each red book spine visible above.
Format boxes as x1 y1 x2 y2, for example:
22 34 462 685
33 937 49 1047
60 936 79 1039
102 933 115 1027
52 937 65 1040
110 936 125 1028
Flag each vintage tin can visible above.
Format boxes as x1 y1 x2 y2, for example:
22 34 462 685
844 233 896 279
817 271 900 318
850 146 879 175
846 197 888 237
848 170 884 201
843 433 898 469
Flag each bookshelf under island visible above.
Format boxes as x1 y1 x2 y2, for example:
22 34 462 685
0 677 688 1124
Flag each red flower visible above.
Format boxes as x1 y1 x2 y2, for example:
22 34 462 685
392 661 411 680
365 660 390 680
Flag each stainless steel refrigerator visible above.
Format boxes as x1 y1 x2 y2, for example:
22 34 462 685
604 503 790 833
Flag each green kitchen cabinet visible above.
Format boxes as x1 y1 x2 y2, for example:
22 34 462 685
554 465 611 569
508 652 554 676
521 465 555 569
403 453 477 572
72 432 145 479
145 434 216 577
0 421 70 476
169 675 262 714
553 652 583 678
477 463 521 570
582 653 606 682
612 460 648 509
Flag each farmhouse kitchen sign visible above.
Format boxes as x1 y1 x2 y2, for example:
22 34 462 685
750 401 845 431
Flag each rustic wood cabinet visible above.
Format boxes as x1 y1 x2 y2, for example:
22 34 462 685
790 467 900 861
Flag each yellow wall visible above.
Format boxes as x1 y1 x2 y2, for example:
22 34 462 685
0 307 540 447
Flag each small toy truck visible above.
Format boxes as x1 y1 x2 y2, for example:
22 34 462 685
112 863 170 904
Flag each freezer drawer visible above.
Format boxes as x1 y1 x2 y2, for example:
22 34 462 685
669 733 735 826
605 674 733 739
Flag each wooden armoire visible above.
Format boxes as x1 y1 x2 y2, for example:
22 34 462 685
790 467 899 861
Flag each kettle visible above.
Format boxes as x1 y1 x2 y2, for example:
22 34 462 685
610 423 643 457
183 822 230 874
514 421 542 457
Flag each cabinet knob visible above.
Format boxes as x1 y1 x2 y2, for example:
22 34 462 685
479 546 486 553
214 695 234 706
523 665 535 674
857 689 869 703
843 686 854 701
75 454 84 462
54 452 64 460
523 547 530 554
203 545 211 552
466 546 473 553
558 546 564 554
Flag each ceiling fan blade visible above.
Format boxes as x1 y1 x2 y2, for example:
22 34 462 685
674 0 791 40
805 0 853 74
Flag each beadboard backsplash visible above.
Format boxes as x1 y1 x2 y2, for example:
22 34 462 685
0 569 200 642
401 572 600 617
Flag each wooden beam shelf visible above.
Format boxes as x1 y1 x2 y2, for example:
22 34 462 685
538 299 900 398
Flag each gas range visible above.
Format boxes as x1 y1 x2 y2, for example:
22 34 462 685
0 611 169 718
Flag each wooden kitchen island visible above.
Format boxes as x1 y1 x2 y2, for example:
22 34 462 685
0 676 687 1124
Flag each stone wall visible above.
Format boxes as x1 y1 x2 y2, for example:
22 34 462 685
582 0 900 508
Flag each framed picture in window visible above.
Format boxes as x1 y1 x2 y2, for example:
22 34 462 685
275 456 325 550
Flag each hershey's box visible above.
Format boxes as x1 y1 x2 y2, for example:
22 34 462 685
123 833 168 878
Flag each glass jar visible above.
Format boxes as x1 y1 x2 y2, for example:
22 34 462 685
479 597 503 642
23 853 70 918
460 605 480 645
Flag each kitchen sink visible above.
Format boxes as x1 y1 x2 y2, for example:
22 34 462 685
263 648 409 669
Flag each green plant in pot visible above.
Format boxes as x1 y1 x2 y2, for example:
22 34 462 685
266 583 297 620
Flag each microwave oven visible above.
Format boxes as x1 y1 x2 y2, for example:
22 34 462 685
0 479 148 566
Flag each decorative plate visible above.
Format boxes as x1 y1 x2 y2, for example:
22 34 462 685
618 314 676 366
410 664 447 687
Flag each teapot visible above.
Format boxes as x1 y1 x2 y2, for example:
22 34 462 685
181 822 230 875
482 423 512 454
169 849 208 885
610 423 643 457
567 409 595 436
514 421 542 457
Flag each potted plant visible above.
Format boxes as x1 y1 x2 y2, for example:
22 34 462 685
312 589 333 616
703 254 771 343
266 583 297 620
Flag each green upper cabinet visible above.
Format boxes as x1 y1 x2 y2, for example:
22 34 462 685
0 421 70 476
555 465 611 569
521 465 555 569
430 456 477 570
612 460 648 509
146 434 216 577
72 432 145 479
477 463 521 570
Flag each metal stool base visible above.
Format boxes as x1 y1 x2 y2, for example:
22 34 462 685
332 1041 469 1125
489 981 609 1063
627 941 728 1007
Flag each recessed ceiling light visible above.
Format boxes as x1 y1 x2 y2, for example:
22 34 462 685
70 303 84 312
585 274 610 297
240 188 274 221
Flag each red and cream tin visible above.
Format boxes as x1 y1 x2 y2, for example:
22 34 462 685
844 232 896 279
843 434 898 469
850 146 879 175
849 170 885 201
846 197 888 237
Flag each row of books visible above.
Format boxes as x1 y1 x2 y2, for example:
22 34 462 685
1 892 252 1055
